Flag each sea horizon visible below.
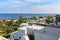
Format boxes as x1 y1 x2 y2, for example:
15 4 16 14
0 14 56 20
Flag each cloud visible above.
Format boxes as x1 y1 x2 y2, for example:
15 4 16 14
0 0 60 14
0 0 56 6
26 0 56 4
0 6 59 13
0 0 27 6
26 0 48 2
13 5 60 13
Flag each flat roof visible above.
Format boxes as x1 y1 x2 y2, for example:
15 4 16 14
28 25 45 30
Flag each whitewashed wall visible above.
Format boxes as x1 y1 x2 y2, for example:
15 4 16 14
27 28 33 35
18 30 26 37
34 27 60 40
10 31 19 40
34 32 57 40
10 29 27 40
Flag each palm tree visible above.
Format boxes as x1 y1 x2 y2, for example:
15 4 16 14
7 19 15 26
46 16 53 24
32 16 37 20
39 16 44 18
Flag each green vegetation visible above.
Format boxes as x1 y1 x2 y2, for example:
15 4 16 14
28 34 34 40
0 16 29 38
46 16 53 24
30 16 37 20
0 16 53 38
39 16 44 18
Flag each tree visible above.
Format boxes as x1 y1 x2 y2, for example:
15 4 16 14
17 16 29 24
32 16 37 20
46 16 53 24
7 19 14 26
0 16 30 38
39 16 44 18
28 34 34 40
16 16 23 25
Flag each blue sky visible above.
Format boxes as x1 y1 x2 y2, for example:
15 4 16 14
0 0 60 13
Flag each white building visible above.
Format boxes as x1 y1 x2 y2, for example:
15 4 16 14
34 27 60 40
10 23 28 40
10 22 60 40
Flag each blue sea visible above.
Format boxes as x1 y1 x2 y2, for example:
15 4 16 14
0 14 56 20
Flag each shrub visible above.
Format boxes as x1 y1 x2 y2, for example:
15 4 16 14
28 34 34 40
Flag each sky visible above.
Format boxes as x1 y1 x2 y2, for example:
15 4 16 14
0 0 60 14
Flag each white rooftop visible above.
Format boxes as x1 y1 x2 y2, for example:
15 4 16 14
18 27 27 30
20 23 28 27
28 20 37 23
28 25 45 30
11 31 18 35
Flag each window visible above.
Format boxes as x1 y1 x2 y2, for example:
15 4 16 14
14 39 19 40
44 30 46 33
19 37 21 39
